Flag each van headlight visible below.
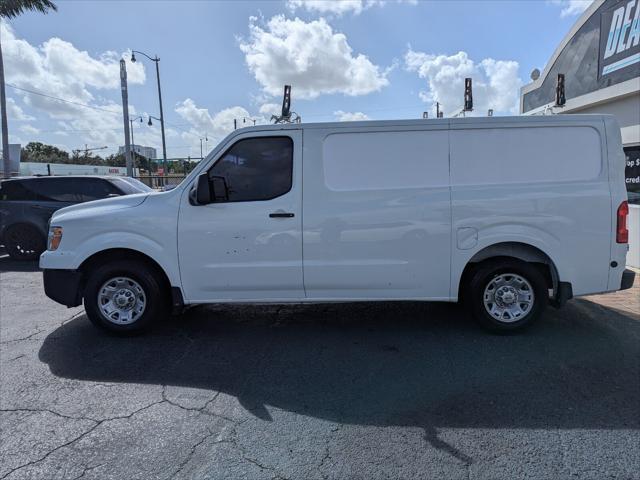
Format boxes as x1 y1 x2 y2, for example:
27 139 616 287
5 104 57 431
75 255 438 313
48 226 63 251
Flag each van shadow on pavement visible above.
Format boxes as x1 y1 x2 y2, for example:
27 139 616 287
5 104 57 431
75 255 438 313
39 300 640 464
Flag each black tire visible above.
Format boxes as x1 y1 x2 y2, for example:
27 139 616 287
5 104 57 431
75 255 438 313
3 224 46 261
83 260 168 335
468 258 548 332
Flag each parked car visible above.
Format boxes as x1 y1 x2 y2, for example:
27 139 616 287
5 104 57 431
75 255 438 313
0 176 151 260
40 115 634 334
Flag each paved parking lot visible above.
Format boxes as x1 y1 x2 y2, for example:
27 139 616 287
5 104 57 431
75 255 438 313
1 253 639 480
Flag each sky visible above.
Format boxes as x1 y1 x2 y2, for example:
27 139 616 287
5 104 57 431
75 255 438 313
1 0 594 159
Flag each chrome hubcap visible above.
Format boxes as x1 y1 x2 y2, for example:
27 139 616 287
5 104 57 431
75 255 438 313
98 277 146 325
483 273 534 323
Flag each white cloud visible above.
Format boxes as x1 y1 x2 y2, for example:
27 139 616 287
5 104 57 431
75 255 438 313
258 102 282 117
334 110 370 121
239 15 389 99
175 99 250 136
6 98 35 121
287 0 416 16
0 23 153 155
19 124 40 135
2 23 145 111
53 103 126 148
175 99 256 156
405 49 522 116
549 0 593 18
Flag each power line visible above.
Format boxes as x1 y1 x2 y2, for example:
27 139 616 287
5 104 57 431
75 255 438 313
38 127 124 134
8 83 203 131
6 83 123 115
9 82 436 139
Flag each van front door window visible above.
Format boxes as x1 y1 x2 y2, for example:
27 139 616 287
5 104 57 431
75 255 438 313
207 136 293 202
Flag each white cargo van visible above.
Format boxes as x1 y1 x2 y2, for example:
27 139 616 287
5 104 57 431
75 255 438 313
40 115 634 334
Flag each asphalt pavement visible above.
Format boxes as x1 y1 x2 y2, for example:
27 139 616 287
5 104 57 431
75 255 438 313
1 253 639 479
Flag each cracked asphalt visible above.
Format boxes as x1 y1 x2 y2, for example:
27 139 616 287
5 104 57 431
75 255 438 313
1 253 639 480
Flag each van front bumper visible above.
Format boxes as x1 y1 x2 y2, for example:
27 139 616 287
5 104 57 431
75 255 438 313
43 269 83 307
620 269 635 291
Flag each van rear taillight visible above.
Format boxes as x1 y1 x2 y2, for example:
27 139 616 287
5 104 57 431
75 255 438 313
616 201 629 244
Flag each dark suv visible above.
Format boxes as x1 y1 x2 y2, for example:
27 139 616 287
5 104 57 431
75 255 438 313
0 176 151 260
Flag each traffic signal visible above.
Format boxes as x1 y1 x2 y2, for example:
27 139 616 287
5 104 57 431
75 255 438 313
282 85 291 118
464 78 473 111
555 74 566 107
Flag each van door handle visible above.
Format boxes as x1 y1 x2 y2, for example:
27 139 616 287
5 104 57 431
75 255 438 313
269 212 295 218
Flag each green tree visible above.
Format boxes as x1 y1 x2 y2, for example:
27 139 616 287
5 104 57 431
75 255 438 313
70 150 106 166
21 141 69 163
105 152 151 170
104 153 125 168
1 0 57 178
104 152 151 171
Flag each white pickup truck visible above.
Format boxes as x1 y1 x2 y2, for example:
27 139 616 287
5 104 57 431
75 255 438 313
40 115 634 334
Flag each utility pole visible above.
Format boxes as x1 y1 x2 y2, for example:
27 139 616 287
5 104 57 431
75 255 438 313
154 60 168 180
0 35 10 178
129 118 137 170
120 59 133 177
130 119 136 152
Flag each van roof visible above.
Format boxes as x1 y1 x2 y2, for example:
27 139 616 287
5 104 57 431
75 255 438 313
231 113 613 133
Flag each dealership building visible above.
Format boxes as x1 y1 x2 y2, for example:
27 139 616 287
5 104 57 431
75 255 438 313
520 0 640 267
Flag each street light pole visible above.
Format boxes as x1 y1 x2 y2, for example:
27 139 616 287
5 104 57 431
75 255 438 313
199 135 208 160
131 50 168 181
129 115 143 162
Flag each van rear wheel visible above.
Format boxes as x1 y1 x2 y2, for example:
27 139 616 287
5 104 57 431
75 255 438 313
83 260 167 335
468 259 547 332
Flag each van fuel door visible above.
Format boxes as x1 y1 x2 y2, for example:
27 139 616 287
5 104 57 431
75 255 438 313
457 227 478 250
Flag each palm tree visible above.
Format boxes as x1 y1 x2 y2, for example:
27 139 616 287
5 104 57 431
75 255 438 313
1 0 57 178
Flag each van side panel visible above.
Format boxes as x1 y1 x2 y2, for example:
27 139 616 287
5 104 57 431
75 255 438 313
302 127 452 300
450 122 611 298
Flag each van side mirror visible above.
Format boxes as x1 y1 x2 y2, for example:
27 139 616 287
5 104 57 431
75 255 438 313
189 173 229 205
190 173 211 205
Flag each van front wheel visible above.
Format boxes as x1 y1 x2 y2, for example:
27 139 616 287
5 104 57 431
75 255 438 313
468 259 547 332
83 260 166 334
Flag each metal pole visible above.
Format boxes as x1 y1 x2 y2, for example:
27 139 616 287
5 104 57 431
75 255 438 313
130 119 136 172
234 119 237 130
200 138 203 160
154 59 168 183
0 35 11 178
120 59 133 177
130 119 135 151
